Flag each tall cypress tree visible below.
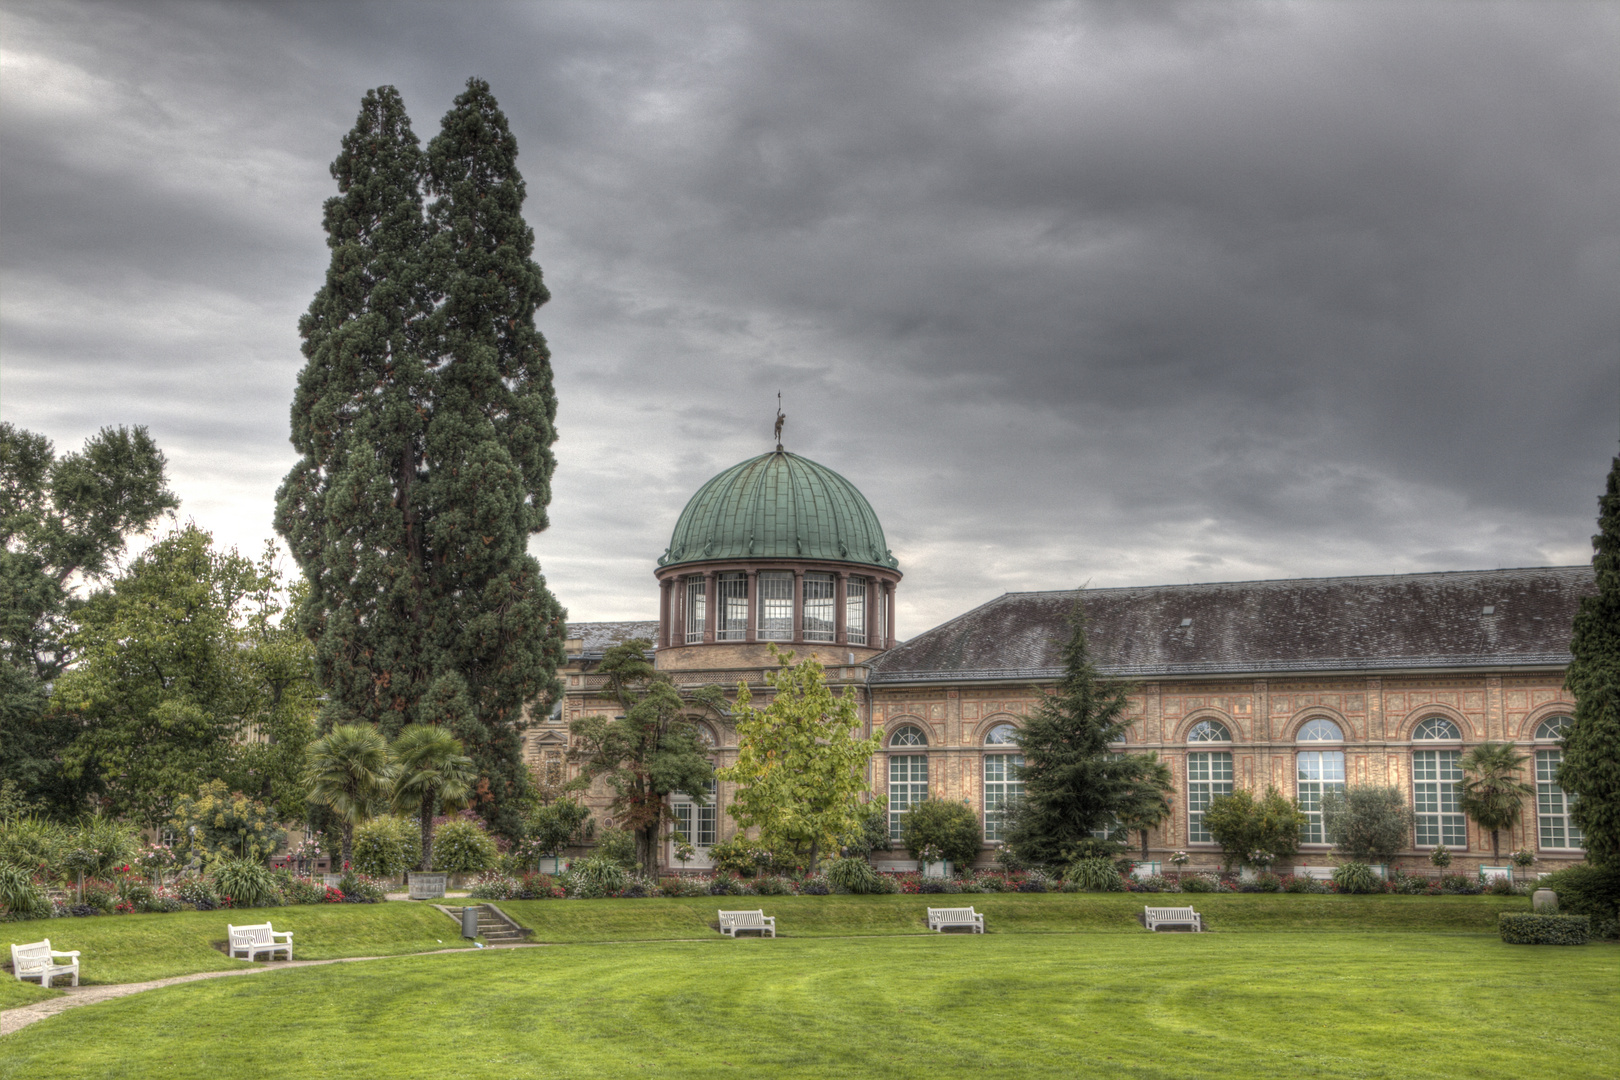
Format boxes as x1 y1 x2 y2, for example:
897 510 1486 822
1563 450 1620 867
277 82 565 839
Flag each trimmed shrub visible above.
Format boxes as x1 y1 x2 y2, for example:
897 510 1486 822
1066 857 1126 892
1181 873 1219 893
432 819 498 875
1499 913 1590 945
213 859 282 909
352 816 417 878
899 799 983 869
1331 862 1382 895
824 857 884 895
1538 864 1620 931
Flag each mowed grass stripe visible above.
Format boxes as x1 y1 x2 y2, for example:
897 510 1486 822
0 934 1612 1079
494 891 1530 940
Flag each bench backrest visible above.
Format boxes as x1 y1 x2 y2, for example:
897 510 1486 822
929 907 980 920
229 923 275 943
1145 906 1196 916
11 941 52 973
731 911 768 926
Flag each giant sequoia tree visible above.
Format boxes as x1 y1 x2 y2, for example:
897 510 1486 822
276 81 565 840
1563 450 1620 868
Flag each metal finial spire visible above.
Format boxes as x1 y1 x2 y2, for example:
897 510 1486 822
774 392 786 451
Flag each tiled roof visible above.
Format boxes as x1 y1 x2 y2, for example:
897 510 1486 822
871 566 1594 683
658 450 899 571
566 621 659 655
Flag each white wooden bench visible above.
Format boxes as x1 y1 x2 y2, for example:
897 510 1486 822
11 939 80 988
1144 906 1203 932
228 922 294 961
717 909 776 937
927 906 985 933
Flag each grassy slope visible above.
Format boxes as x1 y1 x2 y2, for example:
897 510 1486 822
495 891 1531 941
0 933 1613 1079
2 903 466 987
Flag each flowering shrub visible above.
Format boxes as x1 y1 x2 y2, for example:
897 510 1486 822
708 873 750 896
1429 845 1453 868
658 876 709 898
469 872 522 900
1440 874 1482 895
81 879 119 913
336 873 387 903
1281 874 1331 894
1126 874 1180 894
751 875 795 896
1180 873 1234 894
797 873 831 896
135 843 179 880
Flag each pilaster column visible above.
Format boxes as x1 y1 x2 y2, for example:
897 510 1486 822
745 570 758 643
659 579 672 648
885 579 896 647
673 575 686 646
703 571 718 643
793 569 805 642
834 571 848 646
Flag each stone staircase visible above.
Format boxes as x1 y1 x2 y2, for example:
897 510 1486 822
447 903 529 945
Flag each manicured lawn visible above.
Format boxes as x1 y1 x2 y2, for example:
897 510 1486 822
1 933 1613 1078
495 891 1532 941
1 902 466 986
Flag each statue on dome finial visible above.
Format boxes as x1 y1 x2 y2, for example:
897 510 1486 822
774 392 786 451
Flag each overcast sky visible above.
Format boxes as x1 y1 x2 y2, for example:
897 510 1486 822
3 1 1617 637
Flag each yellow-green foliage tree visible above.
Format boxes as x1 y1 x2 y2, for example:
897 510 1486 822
169 780 284 868
718 647 882 871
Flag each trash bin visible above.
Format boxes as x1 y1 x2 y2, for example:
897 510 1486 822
462 905 479 940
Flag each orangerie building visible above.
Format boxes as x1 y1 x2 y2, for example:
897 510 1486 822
526 445 1593 874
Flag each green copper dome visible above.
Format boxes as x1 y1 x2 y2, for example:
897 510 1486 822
658 451 899 571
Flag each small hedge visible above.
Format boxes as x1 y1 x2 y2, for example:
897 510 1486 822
1499 913 1590 946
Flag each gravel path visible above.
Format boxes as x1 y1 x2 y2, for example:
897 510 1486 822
1 944 541 1038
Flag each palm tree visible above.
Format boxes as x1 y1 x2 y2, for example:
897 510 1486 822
306 724 394 870
1115 753 1176 864
1458 741 1534 861
390 724 476 872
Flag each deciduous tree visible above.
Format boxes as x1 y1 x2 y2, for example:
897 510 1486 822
1321 785 1414 865
1201 787 1306 871
718 646 882 871
1115 753 1176 863
1563 449 1620 868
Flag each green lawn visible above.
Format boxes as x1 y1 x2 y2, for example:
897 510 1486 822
2 933 1613 1079
495 891 1532 941
1 901 467 1000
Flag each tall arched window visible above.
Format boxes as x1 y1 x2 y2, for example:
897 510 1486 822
1296 718 1344 845
888 724 929 840
982 723 1022 843
1412 716 1465 847
1186 720 1232 843
1533 716 1582 850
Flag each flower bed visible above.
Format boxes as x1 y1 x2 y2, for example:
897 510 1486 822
3 867 391 923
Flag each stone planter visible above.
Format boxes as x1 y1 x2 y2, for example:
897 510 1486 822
321 873 344 888
1532 888 1558 914
408 872 448 900
922 860 950 879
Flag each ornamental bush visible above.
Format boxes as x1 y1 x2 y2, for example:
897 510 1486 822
0 864 51 921
752 875 795 896
899 799 983 869
173 873 219 909
170 781 283 868
1499 913 1590 945
1331 862 1382 895
569 853 628 899
824 856 884 895
0 816 68 875
1439 874 1482 895
432 818 498 875
658 875 710 898
1538 864 1620 932
352 816 417 878
469 872 521 900
593 827 638 870
1066 857 1126 892
213 859 282 909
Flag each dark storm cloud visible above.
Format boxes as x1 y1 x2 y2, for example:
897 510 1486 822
2 1 1616 632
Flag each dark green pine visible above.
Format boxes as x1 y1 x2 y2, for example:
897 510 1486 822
275 85 435 731
1563 450 1620 868
417 78 566 836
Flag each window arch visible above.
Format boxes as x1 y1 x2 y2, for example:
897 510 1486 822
1297 718 1343 742
1412 717 1461 741
1187 719 1232 743
983 723 1019 746
889 723 928 748
1535 716 1571 741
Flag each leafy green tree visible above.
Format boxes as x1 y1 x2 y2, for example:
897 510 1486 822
718 646 883 871
1458 742 1534 861
1114 752 1176 863
0 423 177 816
351 816 419 878
276 82 565 843
568 639 722 877
1004 607 1137 865
1563 449 1620 868
1201 787 1306 871
524 798 591 858
390 723 476 872
430 816 497 875
305 723 394 869
169 780 285 868
53 528 265 828
899 799 982 869
1321 785 1414 865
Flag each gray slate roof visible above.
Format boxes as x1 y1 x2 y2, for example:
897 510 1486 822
566 621 660 656
871 567 1595 683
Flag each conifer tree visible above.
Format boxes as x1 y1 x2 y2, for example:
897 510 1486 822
1563 451 1620 867
277 82 565 841
1005 604 1137 866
